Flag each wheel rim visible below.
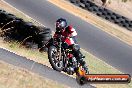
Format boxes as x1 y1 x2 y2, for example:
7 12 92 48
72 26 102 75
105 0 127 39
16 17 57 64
51 47 63 69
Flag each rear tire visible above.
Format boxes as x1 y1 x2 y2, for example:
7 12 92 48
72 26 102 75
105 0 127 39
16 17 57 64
76 76 87 85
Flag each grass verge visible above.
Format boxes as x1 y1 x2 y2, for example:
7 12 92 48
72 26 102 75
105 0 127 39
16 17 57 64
0 60 67 88
0 0 132 88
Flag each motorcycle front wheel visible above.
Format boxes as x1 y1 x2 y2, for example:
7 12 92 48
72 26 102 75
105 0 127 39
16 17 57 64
48 46 63 72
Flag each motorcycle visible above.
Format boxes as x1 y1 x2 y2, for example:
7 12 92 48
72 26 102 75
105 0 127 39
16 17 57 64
45 35 88 85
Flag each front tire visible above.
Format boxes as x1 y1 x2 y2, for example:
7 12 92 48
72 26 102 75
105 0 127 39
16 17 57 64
48 46 63 72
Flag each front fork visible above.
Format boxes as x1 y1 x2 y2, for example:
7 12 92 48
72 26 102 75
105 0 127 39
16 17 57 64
58 41 62 61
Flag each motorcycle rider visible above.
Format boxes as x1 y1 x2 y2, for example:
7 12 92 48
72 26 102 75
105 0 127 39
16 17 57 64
54 18 89 74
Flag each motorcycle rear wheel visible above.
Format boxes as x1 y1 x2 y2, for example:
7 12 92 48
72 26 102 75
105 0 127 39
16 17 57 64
76 75 87 85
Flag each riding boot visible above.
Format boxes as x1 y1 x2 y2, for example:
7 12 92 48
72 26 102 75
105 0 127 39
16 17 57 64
74 50 89 74
79 59 89 74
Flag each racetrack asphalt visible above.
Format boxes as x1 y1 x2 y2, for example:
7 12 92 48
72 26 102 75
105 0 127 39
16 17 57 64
3 0 132 75
0 48 94 88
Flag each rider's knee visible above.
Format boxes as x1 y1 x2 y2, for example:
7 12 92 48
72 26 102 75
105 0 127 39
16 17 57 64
72 44 80 51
